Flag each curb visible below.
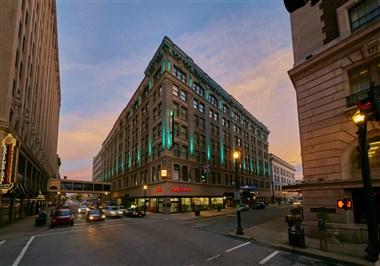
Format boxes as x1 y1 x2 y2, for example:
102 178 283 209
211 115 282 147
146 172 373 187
241 233 373 266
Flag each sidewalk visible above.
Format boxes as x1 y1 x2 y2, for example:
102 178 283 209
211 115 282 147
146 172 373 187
232 217 378 266
167 207 236 221
0 214 49 240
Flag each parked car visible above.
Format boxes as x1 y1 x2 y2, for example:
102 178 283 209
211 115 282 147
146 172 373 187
103 206 123 218
239 204 250 211
50 208 74 228
124 207 145 218
78 205 89 214
117 206 126 215
251 202 266 209
86 209 106 222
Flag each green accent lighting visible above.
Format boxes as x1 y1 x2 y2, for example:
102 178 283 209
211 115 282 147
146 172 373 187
161 60 166 73
161 119 166 149
190 132 194 156
148 134 152 156
189 74 193 87
207 141 211 161
167 59 172 72
220 140 224 165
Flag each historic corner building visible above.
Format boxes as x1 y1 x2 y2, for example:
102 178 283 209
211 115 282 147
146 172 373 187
93 37 271 214
269 153 297 203
0 0 61 225
285 0 380 243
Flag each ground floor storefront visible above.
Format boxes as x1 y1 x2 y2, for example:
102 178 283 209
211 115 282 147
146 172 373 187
0 195 47 226
112 181 273 214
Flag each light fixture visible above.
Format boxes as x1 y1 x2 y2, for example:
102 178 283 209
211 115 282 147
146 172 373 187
352 110 366 125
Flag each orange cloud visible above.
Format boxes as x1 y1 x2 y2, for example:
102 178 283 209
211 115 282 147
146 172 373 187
57 112 118 180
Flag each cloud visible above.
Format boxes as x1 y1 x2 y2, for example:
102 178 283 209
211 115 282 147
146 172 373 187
58 112 118 179
176 9 302 176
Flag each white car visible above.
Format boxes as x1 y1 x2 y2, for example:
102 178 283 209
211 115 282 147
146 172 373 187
78 205 89 214
103 206 123 218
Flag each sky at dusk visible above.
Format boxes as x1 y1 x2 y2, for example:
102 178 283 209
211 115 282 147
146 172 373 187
56 0 302 181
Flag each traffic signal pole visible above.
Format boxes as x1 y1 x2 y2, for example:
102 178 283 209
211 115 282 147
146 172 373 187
357 120 380 262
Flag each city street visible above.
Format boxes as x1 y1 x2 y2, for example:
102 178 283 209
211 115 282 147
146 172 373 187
0 207 348 266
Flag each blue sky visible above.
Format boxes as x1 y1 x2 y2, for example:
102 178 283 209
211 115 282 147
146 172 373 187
56 0 302 180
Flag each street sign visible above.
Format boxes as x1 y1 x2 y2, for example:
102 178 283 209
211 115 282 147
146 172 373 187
234 192 240 200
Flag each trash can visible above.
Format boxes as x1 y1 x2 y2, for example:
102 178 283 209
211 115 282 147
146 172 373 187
288 228 305 247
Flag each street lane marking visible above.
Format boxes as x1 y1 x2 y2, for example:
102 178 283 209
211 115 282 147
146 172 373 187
259 250 279 265
206 254 220 261
225 242 251 253
12 236 35 266
0 240 5 245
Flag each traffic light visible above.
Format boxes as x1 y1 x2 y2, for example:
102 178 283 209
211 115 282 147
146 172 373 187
337 198 353 210
355 85 380 120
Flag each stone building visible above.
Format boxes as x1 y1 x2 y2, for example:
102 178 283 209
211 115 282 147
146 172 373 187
93 36 271 213
286 0 380 242
269 153 297 203
0 0 61 225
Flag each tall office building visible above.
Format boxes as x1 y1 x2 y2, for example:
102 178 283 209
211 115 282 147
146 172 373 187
93 37 270 213
285 0 380 242
0 0 61 225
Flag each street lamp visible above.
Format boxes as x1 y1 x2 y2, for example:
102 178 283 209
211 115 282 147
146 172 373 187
143 185 148 216
233 150 243 235
352 110 380 262
57 191 61 207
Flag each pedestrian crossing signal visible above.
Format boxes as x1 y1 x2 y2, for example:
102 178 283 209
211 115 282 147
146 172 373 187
337 199 353 210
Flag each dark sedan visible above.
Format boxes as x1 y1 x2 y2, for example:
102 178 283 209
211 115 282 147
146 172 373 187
124 207 145 218
50 208 74 228
86 209 106 222
251 202 266 209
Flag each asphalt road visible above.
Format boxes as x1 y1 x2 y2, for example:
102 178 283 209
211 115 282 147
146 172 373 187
0 207 347 266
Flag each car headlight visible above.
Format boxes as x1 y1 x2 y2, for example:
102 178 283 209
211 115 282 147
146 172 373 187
102 215 106 218
89 216 94 220
78 209 81 212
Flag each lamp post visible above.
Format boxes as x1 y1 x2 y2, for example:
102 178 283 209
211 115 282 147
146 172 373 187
352 110 380 262
57 191 61 208
233 150 243 235
143 185 148 216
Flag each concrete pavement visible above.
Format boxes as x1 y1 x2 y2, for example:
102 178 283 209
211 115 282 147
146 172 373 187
1 204 378 265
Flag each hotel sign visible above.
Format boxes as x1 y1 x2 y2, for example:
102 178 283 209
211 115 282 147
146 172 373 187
0 134 17 193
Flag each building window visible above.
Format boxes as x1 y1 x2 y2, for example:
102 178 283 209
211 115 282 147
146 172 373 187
173 102 179 117
180 106 187 120
209 94 218 106
182 166 189 181
209 110 213 119
173 84 179 97
213 112 218 121
349 66 371 94
350 0 380 32
181 146 188 160
173 143 180 157
180 126 187 140
173 66 186 82
199 103 205 113
193 99 198 109
192 82 205 97
180 90 187 102
173 164 180 180
223 104 229 114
